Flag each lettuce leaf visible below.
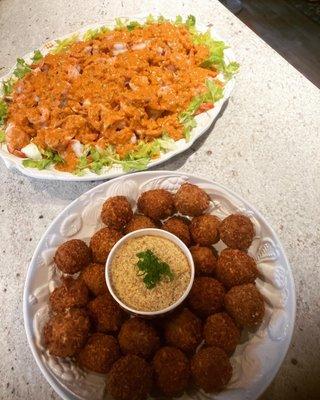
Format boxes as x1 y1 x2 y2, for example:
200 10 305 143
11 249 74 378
83 28 101 41
31 50 43 63
0 99 8 125
2 78 15 96
0 129 5 143
126 21 141 31
51 34 78 54
13 58 31 79
185 15 196 30
22 148 64 170
115 18 126 30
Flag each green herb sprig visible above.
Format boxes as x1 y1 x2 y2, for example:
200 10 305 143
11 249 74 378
136 249 174 289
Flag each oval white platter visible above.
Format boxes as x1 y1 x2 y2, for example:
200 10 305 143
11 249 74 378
23 170 295 400
0 17 236 181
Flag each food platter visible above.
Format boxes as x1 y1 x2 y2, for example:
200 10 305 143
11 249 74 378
23 170 296 400
0 17 236 181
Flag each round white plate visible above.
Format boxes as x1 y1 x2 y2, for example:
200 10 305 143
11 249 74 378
0 18 236 181
23 171 295 400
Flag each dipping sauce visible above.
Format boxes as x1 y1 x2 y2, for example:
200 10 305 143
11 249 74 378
110 235 191 312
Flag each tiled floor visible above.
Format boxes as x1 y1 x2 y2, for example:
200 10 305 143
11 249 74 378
237 0 320 87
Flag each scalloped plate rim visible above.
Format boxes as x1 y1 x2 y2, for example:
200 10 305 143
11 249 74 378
23 170 296 400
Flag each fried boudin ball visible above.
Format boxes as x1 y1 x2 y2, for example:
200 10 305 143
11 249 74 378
81 263 107 296
188 277 225 317
87 292 125 333
164 308 202 353
162 216 191 246
107 355 153 400
153 346 190 397
54 239 91 274
89 227 122 264
191 346 232 392
49 277 89 313
77 333 120 373
101 196 133 230
203 313 241 355
174 183 210 216
190 215 220 246
124 214 156 234
224 283 265 328
190 245 218 276
44 308 90 357
137 189 175 221
220 214 254 250
216 248 258 289
118 317 160 359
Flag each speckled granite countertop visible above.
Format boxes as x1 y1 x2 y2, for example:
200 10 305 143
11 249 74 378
0 0 319 399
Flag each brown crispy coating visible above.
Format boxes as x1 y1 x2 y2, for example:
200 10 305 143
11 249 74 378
224 283 265 328
204 312 241 355
216 248 258 289
191 346 232 392
54 239 91 274
190 245 218 276
101 196 133 230
162 216 191 246
43 308 90 357
220 214 254 250
174 183 210 216
87 292 126 333
77 333 120 373
164 308 202 354
89 227 123 264
49 277 89 313
137 189 175 221
118 317 160 359
81 263 107 296
190 214 220 246
153 346 190 397
188 277 225 318
124 214 156 234
106 355 153 400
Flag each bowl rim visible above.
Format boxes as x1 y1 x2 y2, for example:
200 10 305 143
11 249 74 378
105 227 195 317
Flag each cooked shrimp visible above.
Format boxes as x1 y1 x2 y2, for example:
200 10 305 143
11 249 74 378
5 123 30 157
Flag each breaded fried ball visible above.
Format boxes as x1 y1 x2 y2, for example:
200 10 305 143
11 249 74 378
191 346 232 392
106 355 152 400
220 214 254 250
174 183 210 216
118 317 160 359
101 196 133 230
87 292 125 333
224 283 265 328
54 239 91 274
204 313 241 355
153 346 190 397
137 189 175 221
162 216 191 246
43 308 90 357
164 308 202 353
124 214 156 234
216 248 258 289
190 245 218 276
81 263 107 296
90 227 123 263
190 215 220 246
188 277 225 317
77 333 120 373
49 277 89 313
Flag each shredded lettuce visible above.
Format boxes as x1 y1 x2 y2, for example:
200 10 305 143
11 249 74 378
115 18 126 30
0 129 5 143
13 58 31 79
185 15 196 30
2 78 15 96
174 15 183 25
224 61 240 80
22 148 64 170
0 99 8 125
31 50 43 63
51 34 78 54
83 28 101 41
126 21 141 31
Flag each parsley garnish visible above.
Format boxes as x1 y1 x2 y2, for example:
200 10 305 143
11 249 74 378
136 250 174 289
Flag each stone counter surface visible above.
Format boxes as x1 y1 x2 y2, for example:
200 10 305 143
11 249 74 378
0 0 319 399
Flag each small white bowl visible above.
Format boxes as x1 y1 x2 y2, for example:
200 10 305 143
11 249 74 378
105 228 195 317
